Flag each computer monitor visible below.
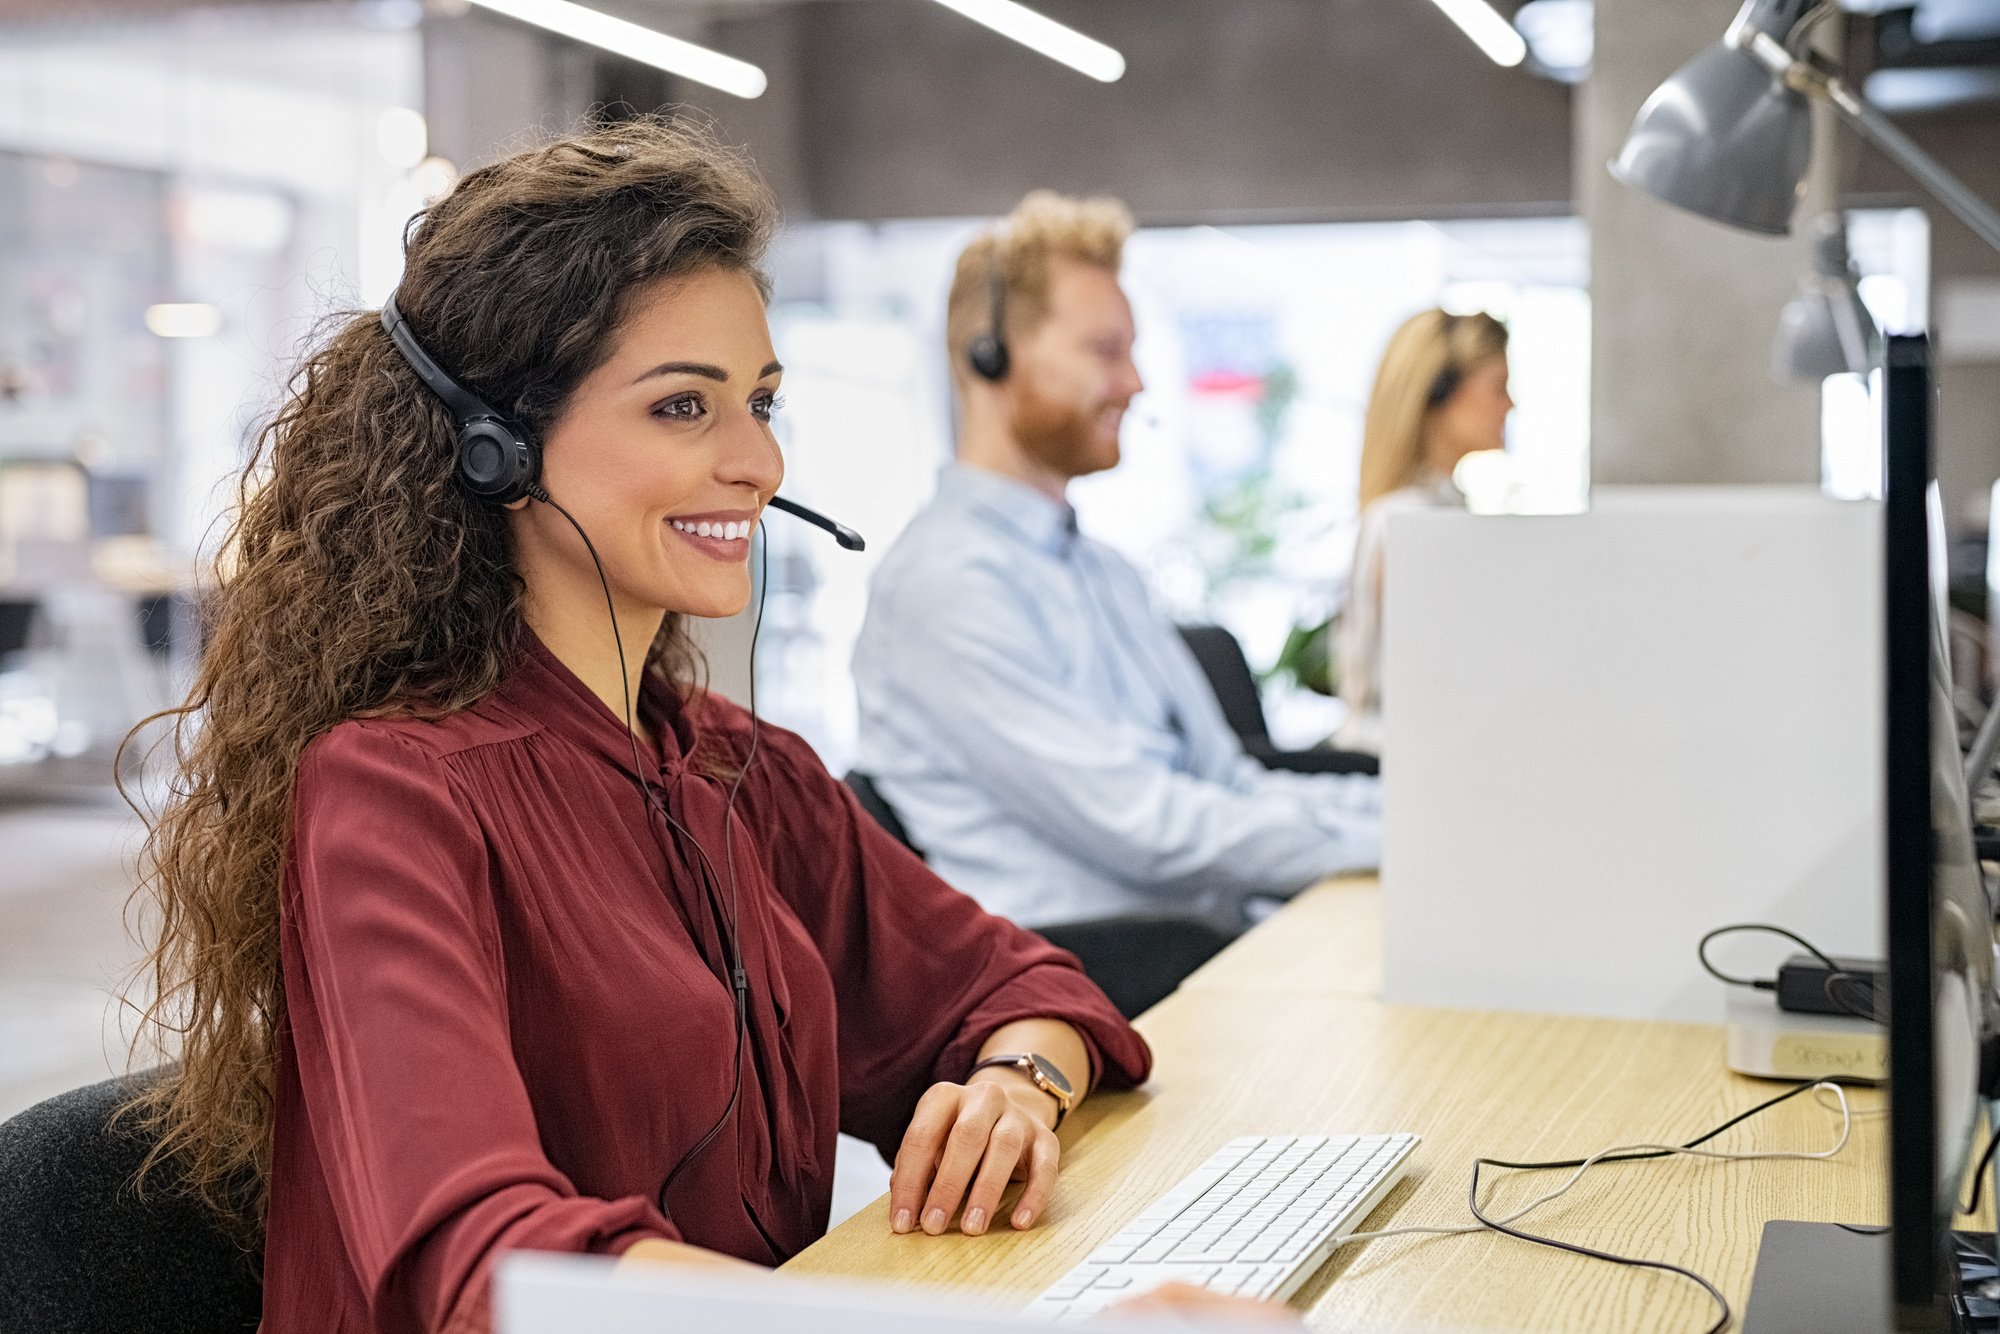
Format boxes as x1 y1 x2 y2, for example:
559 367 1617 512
1744 333 1999 1334
1884 332 1997 1332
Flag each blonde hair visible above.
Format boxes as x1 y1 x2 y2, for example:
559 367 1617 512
1357 308 1508 508
945 189 1133 387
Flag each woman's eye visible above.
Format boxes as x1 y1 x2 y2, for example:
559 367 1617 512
654 394 706 422
752 393 785 423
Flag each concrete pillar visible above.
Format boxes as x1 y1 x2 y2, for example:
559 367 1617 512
423 11 563 172
1580 0 1840 485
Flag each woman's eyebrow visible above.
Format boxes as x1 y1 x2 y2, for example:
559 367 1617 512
628 359 784 386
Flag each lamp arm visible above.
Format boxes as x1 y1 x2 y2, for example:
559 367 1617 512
1825 278 1873 374
1821 76 2000 256
1737 25 2000 256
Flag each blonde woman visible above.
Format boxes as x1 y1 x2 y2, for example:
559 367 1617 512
1333 310 1511 756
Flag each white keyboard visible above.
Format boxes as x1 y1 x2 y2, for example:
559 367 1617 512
1024 1133 1419 1324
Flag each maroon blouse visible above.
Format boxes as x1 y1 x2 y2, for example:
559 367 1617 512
259 635 1151 1333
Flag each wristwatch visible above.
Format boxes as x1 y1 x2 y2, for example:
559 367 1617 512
969 1052 1075 1129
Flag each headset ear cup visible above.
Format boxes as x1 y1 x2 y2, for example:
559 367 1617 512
456 420 538 504
1425 365 1463 411
968 334 1010 383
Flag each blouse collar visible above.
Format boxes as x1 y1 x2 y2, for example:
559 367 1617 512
500 628 696 773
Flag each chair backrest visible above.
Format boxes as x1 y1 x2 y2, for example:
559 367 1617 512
0 599 36 658
1174 624 1272 747
0 1070 262 1334
843 771 924 860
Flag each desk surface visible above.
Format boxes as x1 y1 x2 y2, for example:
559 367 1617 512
784 880 1891 1331
1175 874 1381 998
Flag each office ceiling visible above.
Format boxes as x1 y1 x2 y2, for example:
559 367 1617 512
2 0 1999 113
1865 0 2000 109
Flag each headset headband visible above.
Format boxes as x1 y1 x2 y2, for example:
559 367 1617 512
986 249 1007 346
380 294 507 428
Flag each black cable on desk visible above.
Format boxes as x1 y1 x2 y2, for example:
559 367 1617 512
1464 1079 1828 1334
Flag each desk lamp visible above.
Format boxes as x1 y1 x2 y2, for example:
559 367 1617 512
1609 0 2000 254
1774 213 1881 381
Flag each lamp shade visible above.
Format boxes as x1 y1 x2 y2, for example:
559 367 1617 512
1773 280 1880 379
1772 216 1881 380
1609 40 1814 235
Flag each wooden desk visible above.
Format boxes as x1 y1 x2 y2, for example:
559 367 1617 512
785 879 1890 1330
1176 876 1381 998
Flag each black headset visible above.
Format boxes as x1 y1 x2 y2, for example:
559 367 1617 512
1424 312 1465 411
965 246 1011 383
380 294 865 554
381 295 541 505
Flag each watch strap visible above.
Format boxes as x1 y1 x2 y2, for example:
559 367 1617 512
970 1053 1072 1128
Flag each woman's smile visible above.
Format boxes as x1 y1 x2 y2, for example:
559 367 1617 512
666 508 760 561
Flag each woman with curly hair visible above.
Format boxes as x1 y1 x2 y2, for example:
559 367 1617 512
120 118 1156 1333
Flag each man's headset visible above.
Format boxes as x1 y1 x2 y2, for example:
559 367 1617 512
376 293 860 1220
965 244 1011 384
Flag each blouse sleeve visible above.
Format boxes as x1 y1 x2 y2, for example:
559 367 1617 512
283 724 679 1333
740 719 1153 1159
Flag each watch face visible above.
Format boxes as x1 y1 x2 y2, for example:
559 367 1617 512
1028 1053 1073 1097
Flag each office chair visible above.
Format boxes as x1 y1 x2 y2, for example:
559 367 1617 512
843 771 1231 1018
0 599 36 660
844 771 923 858
1174 624 1379 776
0 1069 262 1334
1031 915 1232 1018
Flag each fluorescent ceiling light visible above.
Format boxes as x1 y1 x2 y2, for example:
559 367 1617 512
927 0 1126 82
465 0 767 99
1427 0 1530 67
145 304 222 338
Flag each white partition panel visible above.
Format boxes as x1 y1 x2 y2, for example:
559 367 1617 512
1381 487 1883 1022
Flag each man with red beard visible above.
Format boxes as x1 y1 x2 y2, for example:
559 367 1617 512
852 192 1380 1015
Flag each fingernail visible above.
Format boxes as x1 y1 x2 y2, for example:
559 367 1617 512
923 1208 946 1235
1013 1207 1034 1229
964 1207 986 1234
892 1208 912 1234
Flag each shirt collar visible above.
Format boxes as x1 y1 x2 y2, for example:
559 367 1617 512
937 462 1078 557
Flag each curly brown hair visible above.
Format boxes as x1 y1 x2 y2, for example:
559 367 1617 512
119 115 777 1239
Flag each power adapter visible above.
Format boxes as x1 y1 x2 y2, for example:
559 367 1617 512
1774 953 1883 1019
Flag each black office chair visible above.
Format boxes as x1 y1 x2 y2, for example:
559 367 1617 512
844 772 1230 1018
0 1070 263 1334
844 771 924 859
1174 623 1379 777
1032 916 1233 1019
0 598 36 662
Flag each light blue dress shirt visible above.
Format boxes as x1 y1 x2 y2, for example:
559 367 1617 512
852 464 1381 930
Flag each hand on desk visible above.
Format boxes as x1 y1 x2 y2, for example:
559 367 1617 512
889 1079 1060 1237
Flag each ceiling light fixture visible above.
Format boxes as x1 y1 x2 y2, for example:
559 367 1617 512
1514 0 1593 83
1426 0 1530 67
927 0 1126 82
145 304 222 339
464 0 767 99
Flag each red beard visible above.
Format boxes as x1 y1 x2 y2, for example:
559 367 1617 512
1009 378 1121 479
